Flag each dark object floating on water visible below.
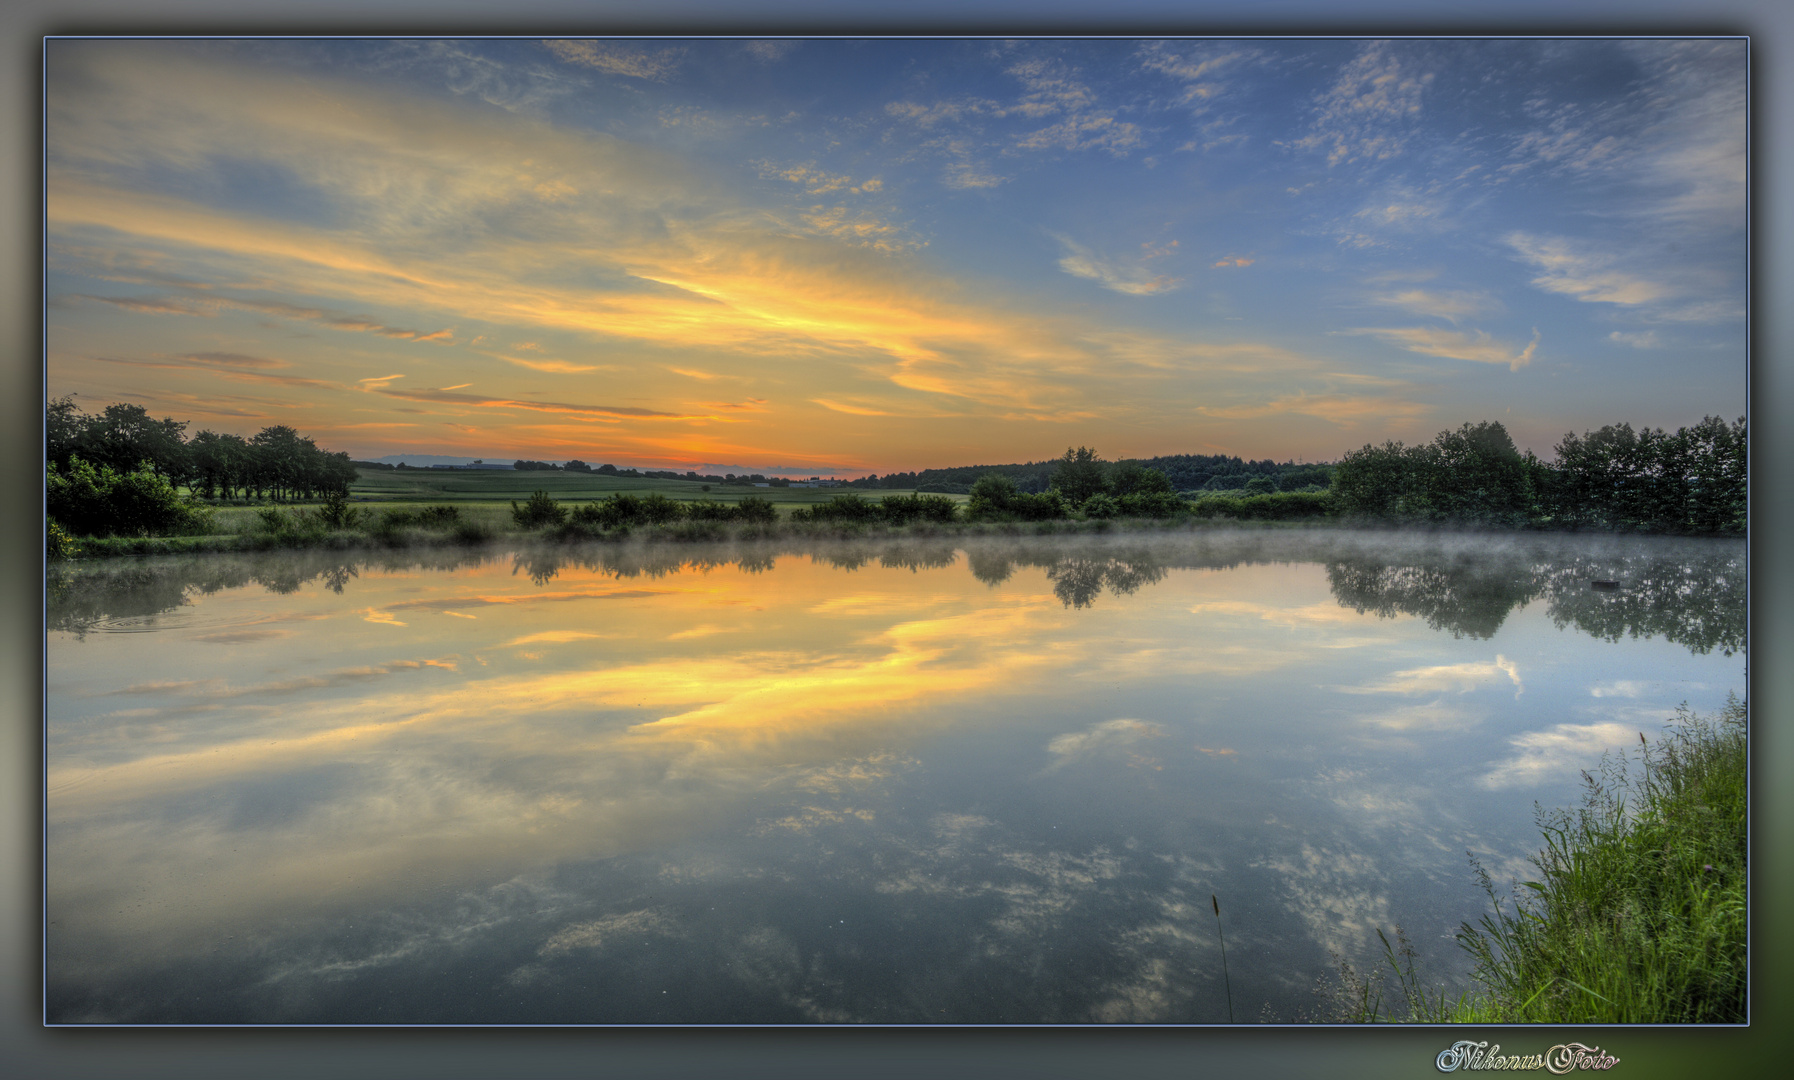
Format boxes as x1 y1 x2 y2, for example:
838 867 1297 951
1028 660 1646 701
1591 579 1621 590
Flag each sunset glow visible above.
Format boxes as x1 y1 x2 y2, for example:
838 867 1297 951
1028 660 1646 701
46 38 1746 474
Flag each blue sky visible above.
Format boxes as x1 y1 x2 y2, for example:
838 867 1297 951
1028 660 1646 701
46 38 1746 474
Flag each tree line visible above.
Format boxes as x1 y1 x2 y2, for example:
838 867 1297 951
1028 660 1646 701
1331 417 1745 534
49 397 358 502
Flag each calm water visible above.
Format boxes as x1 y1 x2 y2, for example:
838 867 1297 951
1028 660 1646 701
45 530 1745 1024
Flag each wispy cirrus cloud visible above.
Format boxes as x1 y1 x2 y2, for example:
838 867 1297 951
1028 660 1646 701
365 384 695 421
1369 287 1500 324
1053 234 1179 296
1505 233 1673 307
1292 41 1433 167
1340 325 1539 370
1192 391 1430 425
542 40 686 82
1134 41 1253 113
94 352 339 389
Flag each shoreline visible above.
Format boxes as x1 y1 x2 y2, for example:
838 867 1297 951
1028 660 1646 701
48 512 1746 563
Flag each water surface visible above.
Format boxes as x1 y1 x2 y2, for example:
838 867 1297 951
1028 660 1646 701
46 530 1745 1023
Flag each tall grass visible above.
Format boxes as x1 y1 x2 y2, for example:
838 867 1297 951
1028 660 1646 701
1457 694 1746 1023
1335 695 1746 1023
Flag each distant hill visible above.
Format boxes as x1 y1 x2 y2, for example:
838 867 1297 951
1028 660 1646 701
848 453 1333 494
363 454 510 468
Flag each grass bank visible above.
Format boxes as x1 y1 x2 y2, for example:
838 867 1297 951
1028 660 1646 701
59 502 1345 560
1336 695 1747 1023
53 485 1346 561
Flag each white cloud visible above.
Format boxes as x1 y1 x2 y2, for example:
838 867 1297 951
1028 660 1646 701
1480 721 1639 788
1340 326 1539 370
1505 233 1674 307
1053 234 1180 296
543 40 686 82
1336 655 1523 698
1370 288 1499 324
743 40 799 64
1044 718 1165 771
1607 330 1662 349
1294 41 1433 167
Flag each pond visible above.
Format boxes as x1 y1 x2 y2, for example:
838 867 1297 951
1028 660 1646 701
45 530 1746 1024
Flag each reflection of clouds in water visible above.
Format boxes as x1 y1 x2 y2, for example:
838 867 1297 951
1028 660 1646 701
754 805 875 834
1480 721 1642 789
1334 655 1522 698
1252 843 1394 962
1043 718 1165 772
790 750 916 795
383 587 671 611
1190 598 1397 629
191 628 292 644
1590 679 1703 700
806 593 959 617
539 908 677 955
1355 700 1480 732
259 875 579 989
723 927 858 1023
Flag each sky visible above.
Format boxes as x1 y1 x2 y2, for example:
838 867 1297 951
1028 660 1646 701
45 38 1747 476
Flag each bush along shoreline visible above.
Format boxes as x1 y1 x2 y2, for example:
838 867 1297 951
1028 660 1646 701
1328 695 1746 1024
47 417 1747 560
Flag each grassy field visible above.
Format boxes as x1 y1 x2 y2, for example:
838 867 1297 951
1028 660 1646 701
347 468 963 511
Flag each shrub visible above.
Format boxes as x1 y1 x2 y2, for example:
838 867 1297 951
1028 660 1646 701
637 492 686 525
47 520 78 560
452 518 493 544
1011 490 1068 521
317 490 363 529
879 493 959 525
795 494 882 524
734 496 778 524
1080 493 1119 519
1188 490 1333 521
571 492 691 529
47 455 211 538
966 472 1021 521
571 494 639 528
416 504 460 527
512 490 568 528
1116 491 1187 518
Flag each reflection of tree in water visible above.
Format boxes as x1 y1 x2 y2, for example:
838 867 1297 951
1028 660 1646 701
1045 557 1169 609
962 544 1170 607
48 532 1742 655
512 551 560 586
47 551 453 638
1536 548 1745 657
322 564 359 594
1324 539 1743 655
1327 558 1543 639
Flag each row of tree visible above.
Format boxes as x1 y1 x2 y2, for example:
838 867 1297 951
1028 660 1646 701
49 397 358 502
1331 418 1746 534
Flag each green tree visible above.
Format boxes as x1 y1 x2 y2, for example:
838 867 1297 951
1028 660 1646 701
47 455 209 538
966 471 1020 520
1050 446 1108 505
1107 461 1175 498
1426 421 1539 526
511 490 568 528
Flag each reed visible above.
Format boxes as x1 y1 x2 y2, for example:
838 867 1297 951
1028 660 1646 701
1332 695 1747 1023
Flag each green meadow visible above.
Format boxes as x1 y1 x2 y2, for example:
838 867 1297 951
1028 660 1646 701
346 468 957 511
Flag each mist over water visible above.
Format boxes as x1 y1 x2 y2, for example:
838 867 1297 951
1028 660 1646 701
46 530 1745 1023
